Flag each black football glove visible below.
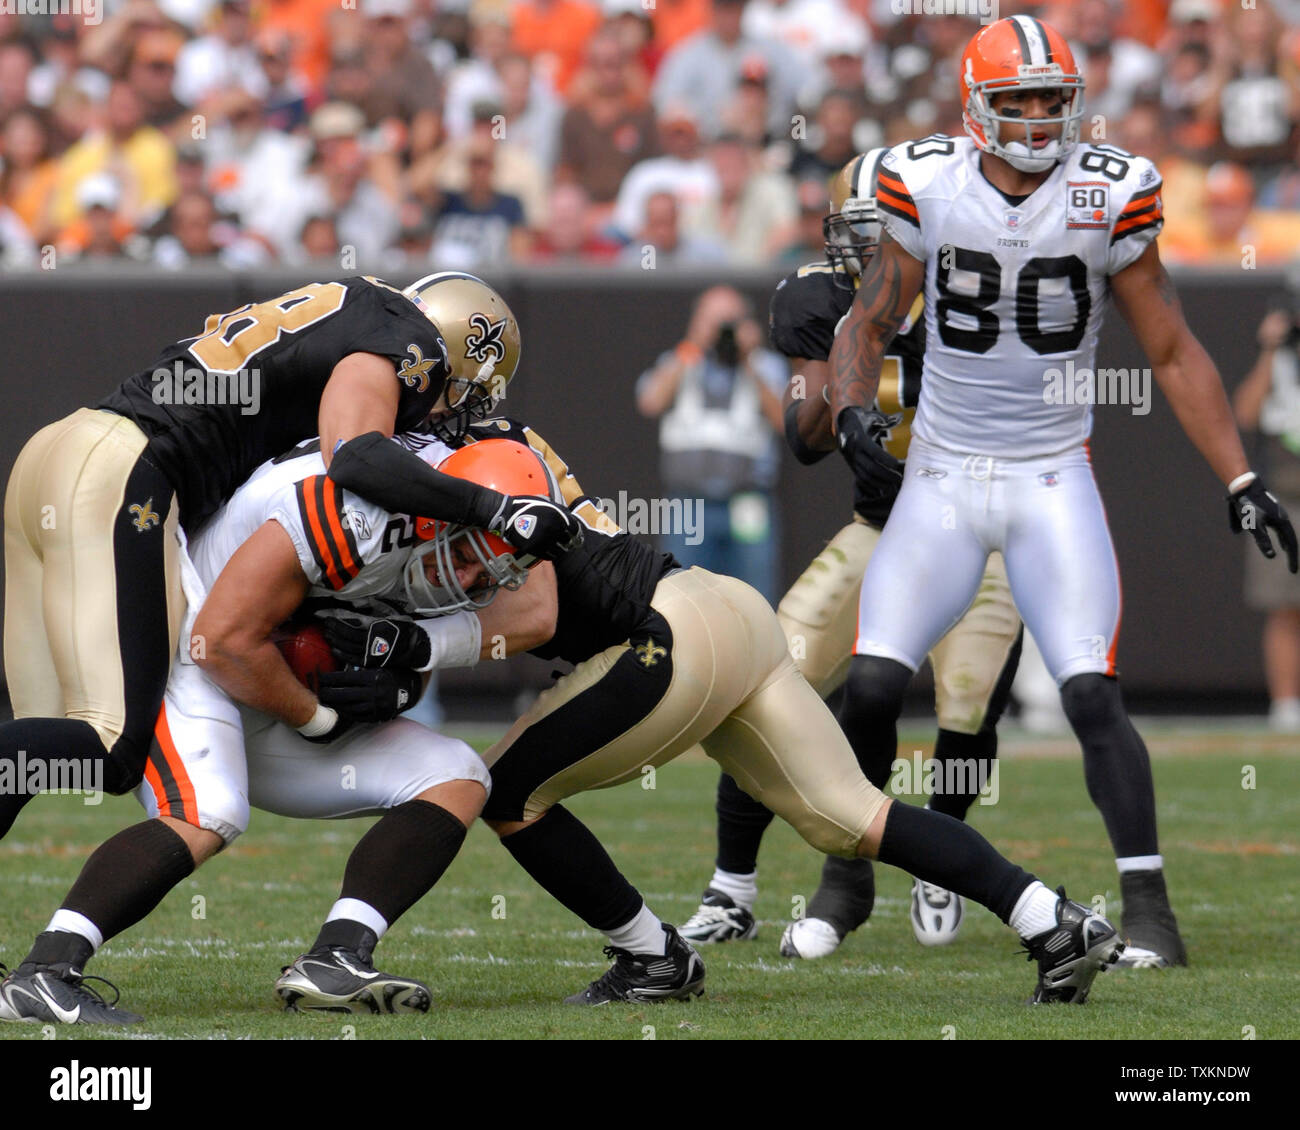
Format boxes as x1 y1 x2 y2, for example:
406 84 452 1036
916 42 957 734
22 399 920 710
315 609 432 671
1228 476 1299 573
836 406 905 506
486 494 584 560
316 667 423 724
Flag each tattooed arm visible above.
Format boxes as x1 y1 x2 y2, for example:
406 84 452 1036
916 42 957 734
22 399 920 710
828 231 926 428
1111 241 1249 486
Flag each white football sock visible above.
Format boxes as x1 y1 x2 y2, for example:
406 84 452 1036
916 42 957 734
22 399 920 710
47 909 103 952
606 903 667 955
325 898 388 940
1009 881 1062 939
709 868 758 912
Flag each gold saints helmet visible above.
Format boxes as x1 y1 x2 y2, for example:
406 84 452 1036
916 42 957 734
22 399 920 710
824 148 888 288
403 271 522 439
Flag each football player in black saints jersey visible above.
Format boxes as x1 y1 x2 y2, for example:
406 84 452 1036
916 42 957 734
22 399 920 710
680 153 1023 959
325 417 1125 1007
0 273 582 850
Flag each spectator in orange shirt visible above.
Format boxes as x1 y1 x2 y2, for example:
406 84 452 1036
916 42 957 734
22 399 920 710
258 0 339 99
511 0 603 95
650 0 713 53
0 106 59 244
56 173 135 259
1162 160 1300 266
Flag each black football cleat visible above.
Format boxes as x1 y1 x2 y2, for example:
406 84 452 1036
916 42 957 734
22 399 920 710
1023 888 1124 1004
565 925 705 1005
0 961 142 1025
1117 869 1188 968
276 947 431 1014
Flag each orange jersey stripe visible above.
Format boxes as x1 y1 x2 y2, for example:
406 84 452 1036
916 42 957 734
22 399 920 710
876 185 919 219
300 476 345 589
320 477 361 583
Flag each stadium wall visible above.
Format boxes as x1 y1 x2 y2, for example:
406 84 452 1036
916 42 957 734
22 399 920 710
0 267 1286 709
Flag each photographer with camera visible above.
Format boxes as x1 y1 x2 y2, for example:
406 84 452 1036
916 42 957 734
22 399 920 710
1234 286 1300 730
636 285 787 601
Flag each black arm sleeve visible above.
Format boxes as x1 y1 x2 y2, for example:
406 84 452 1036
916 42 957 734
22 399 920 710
784 400 832 466
328 432 502 527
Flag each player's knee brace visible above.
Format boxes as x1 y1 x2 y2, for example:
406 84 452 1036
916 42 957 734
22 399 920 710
837 655 913 787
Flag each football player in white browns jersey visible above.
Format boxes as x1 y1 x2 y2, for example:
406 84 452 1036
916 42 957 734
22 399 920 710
827 15 1297 971
0 436 559 1024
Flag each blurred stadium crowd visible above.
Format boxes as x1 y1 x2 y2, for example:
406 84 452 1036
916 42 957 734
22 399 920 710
1 0 1298 271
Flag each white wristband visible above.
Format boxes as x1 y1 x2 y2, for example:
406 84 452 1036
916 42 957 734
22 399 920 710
1228 471 1258 494
417 610 483 669
296 702 339 739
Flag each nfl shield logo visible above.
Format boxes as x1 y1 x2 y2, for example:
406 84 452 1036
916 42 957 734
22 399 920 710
1039 472 1060 488
370 638 391 658
1005 212 1021 230
513 515 536 538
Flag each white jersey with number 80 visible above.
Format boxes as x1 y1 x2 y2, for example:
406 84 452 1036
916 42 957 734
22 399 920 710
875 134 1163 457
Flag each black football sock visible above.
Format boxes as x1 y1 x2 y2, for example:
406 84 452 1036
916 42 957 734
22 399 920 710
500 805 643 933
714 772 776 875
1060 674 1159 858
0 719 126 839
57 820 195 945
333 800 467 928
837 655 913 787
929 727 998 821
875 801 1034 924
806 855 876 936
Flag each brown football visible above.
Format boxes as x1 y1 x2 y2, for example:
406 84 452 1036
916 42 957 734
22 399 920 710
273 624 338 691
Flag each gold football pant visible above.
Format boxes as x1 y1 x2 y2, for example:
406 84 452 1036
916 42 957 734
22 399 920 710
777 517 1021 732
4 408 184 784
482 568 886 856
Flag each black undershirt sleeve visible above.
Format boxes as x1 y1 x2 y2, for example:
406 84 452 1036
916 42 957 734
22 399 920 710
327 431 502 527
784 400 833 465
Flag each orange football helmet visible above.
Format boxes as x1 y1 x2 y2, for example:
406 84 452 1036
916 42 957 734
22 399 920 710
404 438 556 615
960 15 1085 174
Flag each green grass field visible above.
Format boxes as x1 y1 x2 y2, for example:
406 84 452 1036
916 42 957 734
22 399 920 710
1 725 1297 1042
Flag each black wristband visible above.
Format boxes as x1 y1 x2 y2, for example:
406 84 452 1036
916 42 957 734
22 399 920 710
328 432 503 527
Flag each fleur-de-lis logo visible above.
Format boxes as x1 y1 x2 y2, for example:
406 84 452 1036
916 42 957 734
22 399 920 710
464 312 507 364
398 343 437 392
129 498 160 533
634 639 667 669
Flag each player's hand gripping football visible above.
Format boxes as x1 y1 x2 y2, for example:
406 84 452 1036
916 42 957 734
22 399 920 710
836 406 905 507
316 609 433 671
316 667 424 725
487 495 584 560
1228 476 1299 573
